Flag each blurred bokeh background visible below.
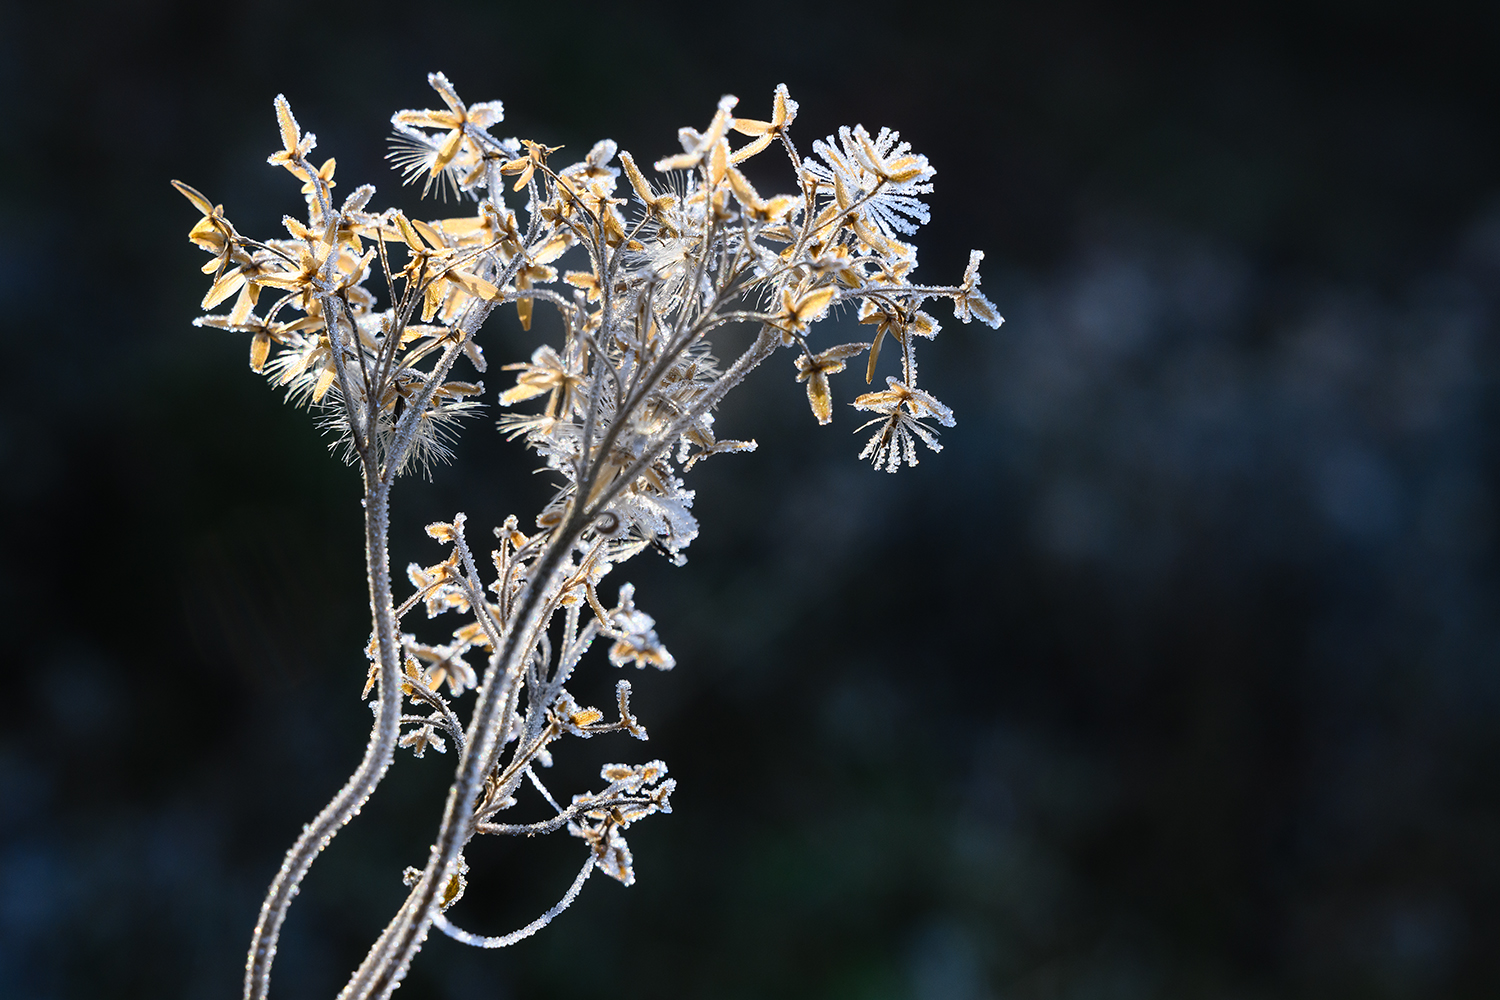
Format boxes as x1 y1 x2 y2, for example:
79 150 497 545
2 0 1498 996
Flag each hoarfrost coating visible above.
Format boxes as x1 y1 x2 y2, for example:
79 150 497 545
175 71 1001 1000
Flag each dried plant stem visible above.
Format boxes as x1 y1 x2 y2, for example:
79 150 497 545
342 324 781 1000
245 468 403 1000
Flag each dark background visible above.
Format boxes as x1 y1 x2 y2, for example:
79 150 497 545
2 0 1498 997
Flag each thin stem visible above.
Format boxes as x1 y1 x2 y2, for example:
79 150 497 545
476 794 655 838
431 855 595 949
244 469 402 1000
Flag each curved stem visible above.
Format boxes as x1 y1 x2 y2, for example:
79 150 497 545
431 854 595 949
243 473 403 1000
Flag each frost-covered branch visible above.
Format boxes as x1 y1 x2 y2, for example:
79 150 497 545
174 72 1001 1000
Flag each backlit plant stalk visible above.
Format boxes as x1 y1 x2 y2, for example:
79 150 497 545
176 73 1001 1000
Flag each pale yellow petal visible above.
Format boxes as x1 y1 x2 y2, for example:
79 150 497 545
530 235 569 264
433 128 463 174
445 269 499 300
731 118 774 136
171 179 214 216
793 285 837 322
708 139 728 187
807 372 832 424
202 269 245 310
311 365 337 402
729 134 773 164
412 219 446 249
619 150 654 203
273 95 300 154
249 332 271 373
392 213 426 251
498 383 551 406
865 327 887 383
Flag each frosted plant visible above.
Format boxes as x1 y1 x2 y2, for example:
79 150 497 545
175 73 1001 1000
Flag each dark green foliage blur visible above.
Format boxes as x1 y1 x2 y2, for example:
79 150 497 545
2 0 1498 997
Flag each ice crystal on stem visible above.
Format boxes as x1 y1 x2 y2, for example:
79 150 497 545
175 72 1001 1000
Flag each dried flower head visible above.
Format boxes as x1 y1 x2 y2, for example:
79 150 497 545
176 73 1000 1000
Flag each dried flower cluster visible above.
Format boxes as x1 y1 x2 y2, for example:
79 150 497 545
176 72 1000 1000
